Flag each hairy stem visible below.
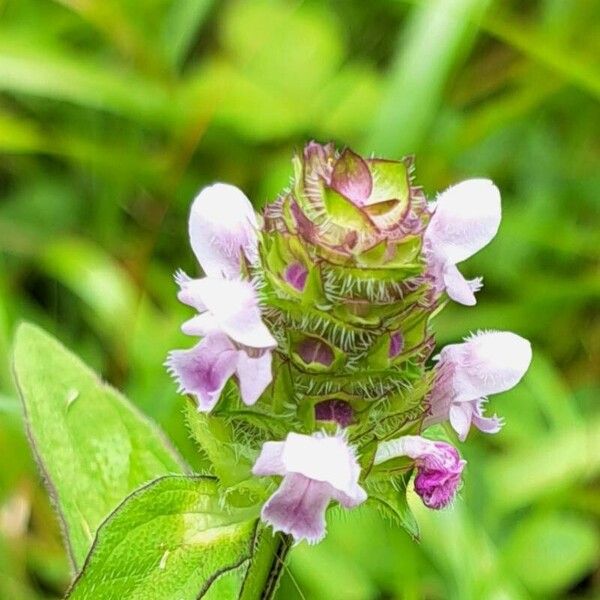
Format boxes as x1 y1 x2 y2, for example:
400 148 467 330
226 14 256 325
239 525 292 600
260 533 293 600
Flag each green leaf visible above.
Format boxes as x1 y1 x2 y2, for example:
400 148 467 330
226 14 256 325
0 39 176 126
366 0 491 155
13 322 187 570
163 0 214 68
66 476 258 600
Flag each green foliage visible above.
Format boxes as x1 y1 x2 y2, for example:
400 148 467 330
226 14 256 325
503 511 599 596
13 323 187 569
66 476 257 600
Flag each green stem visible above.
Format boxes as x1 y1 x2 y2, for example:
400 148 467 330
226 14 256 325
260 533 293 600
240 525 293 600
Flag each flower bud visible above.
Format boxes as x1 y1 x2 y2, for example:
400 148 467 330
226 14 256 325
375 435 465 509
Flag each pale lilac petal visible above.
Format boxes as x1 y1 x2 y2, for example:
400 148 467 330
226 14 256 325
331 483 368 508
425 330 530 439
252 441 286 476
235 350 273 405
261 474 331 544
166 333 238 412
471 399 504 434
449 402 473 441
179 278 276 349
174 269 192 287
443 263 478 306
375 436 465 509
450 330 532 402
425 179 501 265
181 312 219 337
177 278 207 311
374 435 432 465
189 183 258 278
281 433 363 498
253 432 366 543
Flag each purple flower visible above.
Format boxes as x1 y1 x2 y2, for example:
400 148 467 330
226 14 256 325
168 277 276 411
167 183 277 411
252 432 367 544
176 277 276 350
189 183 259 278
424 179 501 305
166 332 272 411
425 330 532 440
375 435 465 509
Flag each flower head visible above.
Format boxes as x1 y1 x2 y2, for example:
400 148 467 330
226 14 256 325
424 179 501 305
375 435 465 509
264 142 428 265
189 183 259 278
165 145 532 546
252 432 367 543
425 330 532 440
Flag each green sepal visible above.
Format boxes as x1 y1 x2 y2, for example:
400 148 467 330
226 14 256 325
270 355 294 415
261 231 324 304
330 301 382 327
365 158 411 205
365 473 420 540
322 186 375 232
288 331 346 373
355 239 388 267
383 236 422 268
363 333 392 370
184 401 267 509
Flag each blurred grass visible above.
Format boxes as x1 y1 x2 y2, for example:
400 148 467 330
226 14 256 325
0 0 598 598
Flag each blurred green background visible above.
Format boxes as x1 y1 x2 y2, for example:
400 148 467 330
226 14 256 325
0 0 598 598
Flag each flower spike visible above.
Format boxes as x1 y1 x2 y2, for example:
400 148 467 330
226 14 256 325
165 143 533 545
